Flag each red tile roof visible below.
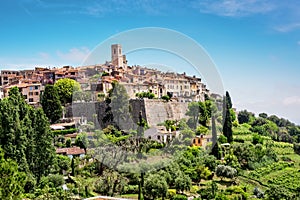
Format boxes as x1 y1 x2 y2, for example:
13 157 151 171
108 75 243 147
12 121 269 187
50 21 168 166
56 147 85 155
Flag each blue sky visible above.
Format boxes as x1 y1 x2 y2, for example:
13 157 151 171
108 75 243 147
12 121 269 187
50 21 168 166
1 0 300 124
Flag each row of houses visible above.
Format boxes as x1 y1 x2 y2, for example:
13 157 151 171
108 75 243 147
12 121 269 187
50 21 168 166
0 44 211 105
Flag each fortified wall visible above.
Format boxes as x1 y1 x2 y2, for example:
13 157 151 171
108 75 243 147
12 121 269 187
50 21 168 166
133 99 188 126
66 99 189 128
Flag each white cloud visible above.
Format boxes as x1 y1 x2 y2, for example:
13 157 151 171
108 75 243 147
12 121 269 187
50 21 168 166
0 47 91 69
283 96 300 106
193 0 276 17
57 47 90 63
275 23 300 32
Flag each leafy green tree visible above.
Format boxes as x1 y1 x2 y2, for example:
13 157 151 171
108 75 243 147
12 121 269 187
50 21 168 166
232 143 255 169
55 155 71 174
0 148 26 199
75 133 89 153
265 185 295 200
237 110 254 124
215 165 237 181
194 164 212 183
41 84 62 123
224 149 240 169
144 174 168 200
174 172 191 194
54 78 81 105
39 174 64 188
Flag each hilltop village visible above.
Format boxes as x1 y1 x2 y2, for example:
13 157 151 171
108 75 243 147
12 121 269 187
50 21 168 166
0 44 212 106
1 44 300 200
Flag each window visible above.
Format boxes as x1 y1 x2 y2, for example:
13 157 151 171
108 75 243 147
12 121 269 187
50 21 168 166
34 86 39 90
35 92 39 96
29 98 34 102
29 86 34 91
24 95 27 99
114 49 116 54
29 92 33 96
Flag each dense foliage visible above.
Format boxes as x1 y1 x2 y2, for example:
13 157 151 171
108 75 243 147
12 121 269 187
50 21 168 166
1 86 300 199
41 84 62 123
54 78 81 105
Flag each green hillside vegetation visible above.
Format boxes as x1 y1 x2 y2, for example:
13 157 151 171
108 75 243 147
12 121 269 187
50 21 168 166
1 84 300 199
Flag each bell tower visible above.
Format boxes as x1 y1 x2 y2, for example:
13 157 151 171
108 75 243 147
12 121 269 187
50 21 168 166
111 44 123 68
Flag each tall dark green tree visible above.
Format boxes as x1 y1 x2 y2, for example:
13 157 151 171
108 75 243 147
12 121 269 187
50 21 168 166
0 87 55 184
41 85 62 123
0 148 26 200
223 91 233 143
31 108 55 182
0 87 29 172
210 115 220 159
225 91 232 109
104 81 134 130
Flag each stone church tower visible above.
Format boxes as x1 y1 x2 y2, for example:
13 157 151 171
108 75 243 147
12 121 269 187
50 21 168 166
111 44 126 69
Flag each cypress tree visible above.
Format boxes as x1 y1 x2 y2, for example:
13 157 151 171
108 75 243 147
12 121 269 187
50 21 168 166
223 91 233 143
41 85 62 124
211 115 220 159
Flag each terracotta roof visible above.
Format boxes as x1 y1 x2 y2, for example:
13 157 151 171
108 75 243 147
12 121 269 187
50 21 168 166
56 147 85 155
64 133 78 138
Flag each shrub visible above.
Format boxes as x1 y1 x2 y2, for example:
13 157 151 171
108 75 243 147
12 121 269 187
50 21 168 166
39 174 64 189
172 194 188 200
123 185 139 194
52 128 78 135
252 133 263 145
162 95 170 101
66 138 72 147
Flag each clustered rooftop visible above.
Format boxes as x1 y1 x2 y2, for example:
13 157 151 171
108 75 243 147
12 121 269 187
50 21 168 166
0 44 210 105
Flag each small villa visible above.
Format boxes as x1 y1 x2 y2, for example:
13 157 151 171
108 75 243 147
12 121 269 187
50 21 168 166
56 147 85 159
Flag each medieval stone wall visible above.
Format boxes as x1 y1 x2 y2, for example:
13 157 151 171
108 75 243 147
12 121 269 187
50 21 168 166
66 99 189 128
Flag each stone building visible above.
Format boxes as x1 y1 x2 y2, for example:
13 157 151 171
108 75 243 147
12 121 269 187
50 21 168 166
3 82 43 105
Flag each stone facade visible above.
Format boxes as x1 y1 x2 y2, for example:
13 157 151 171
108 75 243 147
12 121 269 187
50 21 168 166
67 99 188 128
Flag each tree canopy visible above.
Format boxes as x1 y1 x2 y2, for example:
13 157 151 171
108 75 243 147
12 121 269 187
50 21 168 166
54 78 81 105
